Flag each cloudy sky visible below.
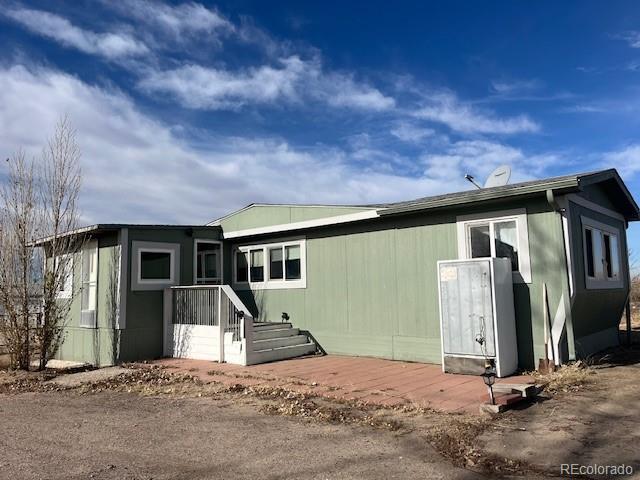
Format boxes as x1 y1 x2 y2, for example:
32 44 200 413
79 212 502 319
0 0 639 248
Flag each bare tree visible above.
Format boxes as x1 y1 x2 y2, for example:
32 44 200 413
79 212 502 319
0 151 39 370
0 116 83 370
36 116 83 370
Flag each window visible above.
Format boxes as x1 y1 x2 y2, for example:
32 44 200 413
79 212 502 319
269 247 283 280
250 249 264 282
80 241 98 328
236 251 248 283
140 251 172 280
55 254 73 299
285 245 301 280
194 240 222 284
457 209 531 283
132 241 180 290
582 216 622 289
234 239 306 289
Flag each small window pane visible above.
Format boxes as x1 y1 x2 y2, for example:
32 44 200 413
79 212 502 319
236 251 248 282
585 229 595 278
250 249 264 282
469 224 491 258
494 221 519 271
285 245 301 280
269 248 283 280
609 234 620 279
140 251 172 280
196 242 220 281
603 234 612 278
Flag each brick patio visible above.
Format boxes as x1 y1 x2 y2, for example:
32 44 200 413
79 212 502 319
154 355 534 413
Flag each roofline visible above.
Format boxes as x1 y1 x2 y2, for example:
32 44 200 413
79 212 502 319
207 203 378 226
32 223 220 246
578 169 640 219
222 210 380 239
379 176 581 217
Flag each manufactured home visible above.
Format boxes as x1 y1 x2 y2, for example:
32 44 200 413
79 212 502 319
39 169 638 373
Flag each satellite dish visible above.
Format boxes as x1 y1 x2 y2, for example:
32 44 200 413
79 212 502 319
484 165 511 188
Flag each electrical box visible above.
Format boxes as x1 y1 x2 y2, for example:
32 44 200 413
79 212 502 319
437 258 518 377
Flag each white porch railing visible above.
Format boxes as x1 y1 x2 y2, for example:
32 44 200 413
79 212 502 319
163 285 254 365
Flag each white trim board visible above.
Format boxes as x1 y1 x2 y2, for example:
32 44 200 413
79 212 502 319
222 210 380 239
208 204 378 226
455 208 532 284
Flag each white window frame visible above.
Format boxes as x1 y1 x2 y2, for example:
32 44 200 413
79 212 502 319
581 216 623 290
137 248 175 285
80 241 98 328
55 254 74 299
193 239 223 285
456 208 532 284
233 239 306 290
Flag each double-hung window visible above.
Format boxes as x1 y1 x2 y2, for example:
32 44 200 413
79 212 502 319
234 240 306 289
582 216 623 289
80 241 98 328
457 209 531 283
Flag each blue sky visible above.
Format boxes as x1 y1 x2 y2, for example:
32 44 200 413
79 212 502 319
0 1 639 255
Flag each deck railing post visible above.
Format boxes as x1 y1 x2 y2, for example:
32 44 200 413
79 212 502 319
218 286 224 362
162 287 173 357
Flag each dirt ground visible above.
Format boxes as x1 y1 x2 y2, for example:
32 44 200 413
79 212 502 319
1 322 639 479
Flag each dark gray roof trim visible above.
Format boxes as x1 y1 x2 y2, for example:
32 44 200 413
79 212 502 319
379 169 639 221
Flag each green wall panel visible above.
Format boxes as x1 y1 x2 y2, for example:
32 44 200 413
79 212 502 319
220 205 375 232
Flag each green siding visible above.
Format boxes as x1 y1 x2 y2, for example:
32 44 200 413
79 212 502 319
236 198 571 369
219 205 375 232
119 227 222 362
56 233 121 366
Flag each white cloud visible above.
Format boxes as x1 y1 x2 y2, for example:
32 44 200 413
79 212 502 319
413 92 540 134
102 0 233 41
138 56 395 111
4 8 148 60
0 64 444 225
490 79 542 94
603 144 640 178
390 122 435 143
617 31 640 49
421 140 558 185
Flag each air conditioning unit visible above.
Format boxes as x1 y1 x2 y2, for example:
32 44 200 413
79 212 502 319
437 258 517 377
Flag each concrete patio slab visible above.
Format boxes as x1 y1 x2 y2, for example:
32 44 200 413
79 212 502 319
154 355 534 413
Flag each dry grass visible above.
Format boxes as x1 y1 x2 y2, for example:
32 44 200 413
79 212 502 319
531 361 596 394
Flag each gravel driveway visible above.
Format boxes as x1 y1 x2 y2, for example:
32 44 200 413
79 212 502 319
0 391 486 480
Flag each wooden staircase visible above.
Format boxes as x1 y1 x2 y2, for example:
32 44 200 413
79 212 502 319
249 322 317 364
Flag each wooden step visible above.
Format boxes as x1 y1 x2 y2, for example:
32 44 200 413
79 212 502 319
252 334 310 350
250 342 317 364
252 322 292 331
253 327 300 341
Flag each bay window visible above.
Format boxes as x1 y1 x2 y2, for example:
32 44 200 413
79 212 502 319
582 216 623 289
